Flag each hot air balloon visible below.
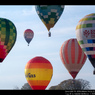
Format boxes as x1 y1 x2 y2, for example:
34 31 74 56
76 13 95 74
0 18 17 62
60 38 87 79
24 29 34 46
35 5 64 37
25 56 53 90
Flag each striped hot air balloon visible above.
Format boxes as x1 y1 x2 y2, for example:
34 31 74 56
0 18 17 62
60 38 87 79
76 13 95 74
25 56 53 90
35 5 64 37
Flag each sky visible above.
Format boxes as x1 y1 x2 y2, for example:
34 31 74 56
0 5 95 90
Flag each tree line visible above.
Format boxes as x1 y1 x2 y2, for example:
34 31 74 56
14 79 91 90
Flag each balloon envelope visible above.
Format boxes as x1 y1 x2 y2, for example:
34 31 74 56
60 38 87 79
25 56 53 90
24 29 34 46
76 13 95 73
35 5 64 36
0 18 17 62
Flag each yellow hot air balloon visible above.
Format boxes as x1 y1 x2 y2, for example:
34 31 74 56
25 56 53 90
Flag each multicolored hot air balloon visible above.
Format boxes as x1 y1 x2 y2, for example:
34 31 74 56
76 13 95 74
25 56 53 90
35 5 64 37
0 18 17 62
60 38 87 79
24 29 34 46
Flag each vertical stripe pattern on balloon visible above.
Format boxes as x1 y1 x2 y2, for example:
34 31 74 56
60 39 87 79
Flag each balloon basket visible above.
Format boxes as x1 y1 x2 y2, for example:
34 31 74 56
48 31 51 37
93 70 95 75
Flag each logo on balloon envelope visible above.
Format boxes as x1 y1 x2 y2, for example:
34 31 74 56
26 35 33 39
83 30 95 38
25 73 36 78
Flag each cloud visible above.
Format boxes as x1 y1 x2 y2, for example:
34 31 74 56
22 6 36 16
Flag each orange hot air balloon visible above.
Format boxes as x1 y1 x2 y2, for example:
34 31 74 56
25 56 53 90
60 38 87 79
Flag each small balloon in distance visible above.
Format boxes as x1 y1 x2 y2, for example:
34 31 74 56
24 29 34 46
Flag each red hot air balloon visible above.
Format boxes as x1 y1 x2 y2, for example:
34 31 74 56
60 38 87 79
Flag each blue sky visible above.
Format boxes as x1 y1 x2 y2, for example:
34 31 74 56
0 5 95 89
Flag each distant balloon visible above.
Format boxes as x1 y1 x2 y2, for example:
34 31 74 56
25 56 53 90
24 29 34 46
76 13 95 74
60 38 87 79
0 18 17 62
35 5 64 37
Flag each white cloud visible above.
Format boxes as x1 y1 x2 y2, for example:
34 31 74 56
22 6 36 16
